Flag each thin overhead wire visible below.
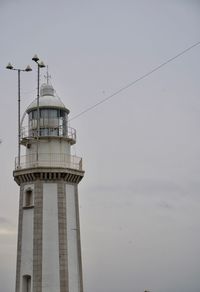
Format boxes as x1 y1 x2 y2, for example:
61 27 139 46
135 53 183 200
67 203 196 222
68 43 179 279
69 40 200 122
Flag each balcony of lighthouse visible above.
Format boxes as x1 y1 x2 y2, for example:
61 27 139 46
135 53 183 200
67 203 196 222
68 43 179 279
20 124 76 145
14 153 82 171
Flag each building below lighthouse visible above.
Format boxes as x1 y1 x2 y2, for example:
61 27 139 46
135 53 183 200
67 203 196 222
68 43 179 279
13 82 84 292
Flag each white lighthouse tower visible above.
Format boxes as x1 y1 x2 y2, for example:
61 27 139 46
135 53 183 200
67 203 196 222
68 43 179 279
13 82 84 292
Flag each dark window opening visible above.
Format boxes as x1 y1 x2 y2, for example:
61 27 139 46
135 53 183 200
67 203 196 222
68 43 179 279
25 189 33 207
23 275 31 292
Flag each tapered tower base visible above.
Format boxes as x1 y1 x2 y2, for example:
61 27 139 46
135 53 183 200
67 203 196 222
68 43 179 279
14 168 84 292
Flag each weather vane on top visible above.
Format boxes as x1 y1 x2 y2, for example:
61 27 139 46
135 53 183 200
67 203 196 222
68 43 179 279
44 65 51 84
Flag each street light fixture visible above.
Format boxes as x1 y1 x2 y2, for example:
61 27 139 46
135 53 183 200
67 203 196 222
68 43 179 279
32 54 46 162
6 62 32 168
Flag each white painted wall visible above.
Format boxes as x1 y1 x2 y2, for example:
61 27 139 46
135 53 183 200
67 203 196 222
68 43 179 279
27 139 71 157
20 184 34 292
66 184 80 292
42 183 60 292
26 139 71 168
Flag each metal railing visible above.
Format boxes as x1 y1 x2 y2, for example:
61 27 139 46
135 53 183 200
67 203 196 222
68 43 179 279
20 125 76 141
15 153 82 171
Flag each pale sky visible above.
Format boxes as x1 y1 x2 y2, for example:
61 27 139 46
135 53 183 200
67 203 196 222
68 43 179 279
0 1 200 292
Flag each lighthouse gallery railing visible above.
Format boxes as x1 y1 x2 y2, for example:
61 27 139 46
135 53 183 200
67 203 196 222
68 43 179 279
15 153 82 171
20 125 76 141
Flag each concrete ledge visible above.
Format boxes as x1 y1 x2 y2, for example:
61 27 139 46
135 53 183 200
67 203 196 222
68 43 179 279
13 167 85 185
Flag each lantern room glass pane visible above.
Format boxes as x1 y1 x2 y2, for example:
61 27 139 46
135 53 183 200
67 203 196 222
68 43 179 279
48 109 58 118
40 109 48 118
28 108 67 137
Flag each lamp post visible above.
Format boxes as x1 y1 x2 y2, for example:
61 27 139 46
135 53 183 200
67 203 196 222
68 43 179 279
32 54 45 162
6 62 32 168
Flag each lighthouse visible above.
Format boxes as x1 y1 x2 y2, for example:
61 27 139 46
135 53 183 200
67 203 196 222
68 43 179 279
13 82 84 292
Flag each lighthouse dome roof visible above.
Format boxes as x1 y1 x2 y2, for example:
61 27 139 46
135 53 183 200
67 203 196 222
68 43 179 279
26 83 70 114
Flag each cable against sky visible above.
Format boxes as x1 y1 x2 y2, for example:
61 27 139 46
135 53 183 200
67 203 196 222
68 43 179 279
70 40 200 122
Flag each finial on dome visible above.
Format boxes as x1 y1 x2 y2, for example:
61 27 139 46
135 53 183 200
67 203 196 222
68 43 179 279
44 65 51 85
41 66 54 96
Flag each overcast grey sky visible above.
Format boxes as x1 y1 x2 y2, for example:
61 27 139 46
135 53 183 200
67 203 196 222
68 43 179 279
0 1 200 291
